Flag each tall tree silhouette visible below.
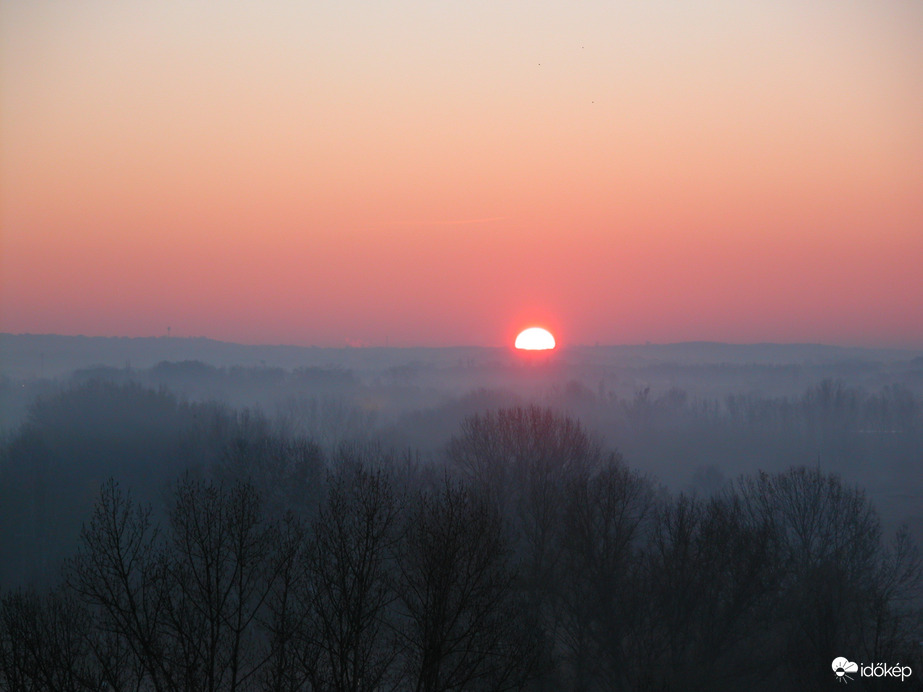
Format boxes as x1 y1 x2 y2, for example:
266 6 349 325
394 479 540 692
296 460 402 692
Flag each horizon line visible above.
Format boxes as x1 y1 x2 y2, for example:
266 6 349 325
2 332 920 353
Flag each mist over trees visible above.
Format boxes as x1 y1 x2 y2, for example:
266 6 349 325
1 341 922 690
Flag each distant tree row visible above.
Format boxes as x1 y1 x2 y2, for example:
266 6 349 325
2 406 921 691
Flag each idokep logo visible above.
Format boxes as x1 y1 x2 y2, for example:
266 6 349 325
832 658 858 683
832 657 913 684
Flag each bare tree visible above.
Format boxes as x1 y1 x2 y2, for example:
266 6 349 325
553 461 655 691
447 406 606 516
160 476 284 692
295 460 402 692
631 493 781 692
216 434 325 520
63 476 294 692
259 513 309 692
447 407 610 582
447 406 614 686
736 467 922 691
66 479 170 691
394 479 540 692
0 587 111 692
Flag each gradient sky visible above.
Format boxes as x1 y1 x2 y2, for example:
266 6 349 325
2 1 921 348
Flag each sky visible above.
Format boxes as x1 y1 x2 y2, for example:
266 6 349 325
2 0 921 348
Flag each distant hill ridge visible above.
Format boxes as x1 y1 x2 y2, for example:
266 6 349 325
1 333 917 379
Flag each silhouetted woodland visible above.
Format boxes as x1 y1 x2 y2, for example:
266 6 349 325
1 376 922 690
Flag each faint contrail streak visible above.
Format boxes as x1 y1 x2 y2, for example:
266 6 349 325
437 215 509 226
365 216 509 232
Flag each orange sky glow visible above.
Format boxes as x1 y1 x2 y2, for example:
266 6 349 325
2 1 921 347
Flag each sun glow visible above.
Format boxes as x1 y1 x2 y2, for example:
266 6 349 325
515 327 556 350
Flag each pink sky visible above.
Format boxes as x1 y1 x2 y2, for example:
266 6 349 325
2 1 921 348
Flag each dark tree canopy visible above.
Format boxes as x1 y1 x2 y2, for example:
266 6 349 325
1 397 921 692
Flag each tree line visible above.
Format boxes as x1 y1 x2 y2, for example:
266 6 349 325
2 405 921 691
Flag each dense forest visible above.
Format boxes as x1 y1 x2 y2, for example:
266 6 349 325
1 353 922 690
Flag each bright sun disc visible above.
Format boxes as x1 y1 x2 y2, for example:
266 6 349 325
515 327 556 350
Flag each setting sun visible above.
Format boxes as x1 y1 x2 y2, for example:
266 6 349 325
514 327 556 351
